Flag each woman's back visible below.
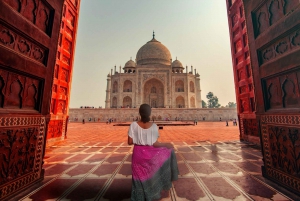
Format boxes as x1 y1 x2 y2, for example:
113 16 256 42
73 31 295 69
128 121 159 146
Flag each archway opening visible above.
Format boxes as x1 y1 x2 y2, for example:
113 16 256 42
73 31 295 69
143 78 164 108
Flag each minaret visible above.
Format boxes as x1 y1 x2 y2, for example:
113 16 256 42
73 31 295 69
195 72 202 108
105 73 111 108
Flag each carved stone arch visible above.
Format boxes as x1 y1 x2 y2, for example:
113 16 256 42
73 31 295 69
283 0 299 15
5 0 22 12
22 0 37 24
190 96 195 108
282 78 298 108
112 96 117 108
176 96 185 108
175 80 184 92
190 81 195 92
24 84 37 109
113 81 118 93
6 79 23 108
151 86 156 93
257 11 268 35
123 80 132 92
123 96 132 108
143 78 164 108
268 0 284 25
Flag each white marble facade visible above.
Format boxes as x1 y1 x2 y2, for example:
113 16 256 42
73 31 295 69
105 33 202 109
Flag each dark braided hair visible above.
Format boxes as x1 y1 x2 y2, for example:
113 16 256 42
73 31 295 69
139 104 151 123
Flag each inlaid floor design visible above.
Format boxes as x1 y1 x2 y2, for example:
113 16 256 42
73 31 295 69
17 123 299 201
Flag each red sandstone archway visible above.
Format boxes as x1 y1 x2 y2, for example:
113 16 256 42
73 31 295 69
1 0 300 199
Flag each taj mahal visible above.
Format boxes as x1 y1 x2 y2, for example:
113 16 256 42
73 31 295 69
105 32 202 109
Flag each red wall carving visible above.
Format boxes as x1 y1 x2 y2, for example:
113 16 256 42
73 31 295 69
242 0 300 195
0 0 64 199
47 0 80 145
226 0 258 144
0 68 41 110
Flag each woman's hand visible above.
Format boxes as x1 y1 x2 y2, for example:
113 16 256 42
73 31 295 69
165 143 174 149
128 136 133 145
153 141 174 149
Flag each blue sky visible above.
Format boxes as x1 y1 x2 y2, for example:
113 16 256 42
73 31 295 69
70 0 235 108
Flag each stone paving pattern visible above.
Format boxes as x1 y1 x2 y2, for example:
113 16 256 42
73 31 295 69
18 122 299 201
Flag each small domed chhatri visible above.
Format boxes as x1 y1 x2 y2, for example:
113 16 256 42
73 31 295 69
136 32 172 66
172 58 183 68
123 58 136 73
105 32 202 109
124 58 136 68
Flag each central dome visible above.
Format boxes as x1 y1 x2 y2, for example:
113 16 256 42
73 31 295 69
136 35 172 66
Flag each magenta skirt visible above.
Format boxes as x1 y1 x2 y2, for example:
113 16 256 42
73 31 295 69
131 145 179 201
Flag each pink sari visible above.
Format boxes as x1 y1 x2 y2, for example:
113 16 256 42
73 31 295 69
131 145 179 201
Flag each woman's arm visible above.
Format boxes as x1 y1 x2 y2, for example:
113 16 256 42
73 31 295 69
128 136 133 145
153 141 173 149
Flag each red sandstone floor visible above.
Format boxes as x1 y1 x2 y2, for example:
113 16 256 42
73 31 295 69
17 122 299 201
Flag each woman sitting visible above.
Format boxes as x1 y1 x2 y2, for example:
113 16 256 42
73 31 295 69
128 104 179 201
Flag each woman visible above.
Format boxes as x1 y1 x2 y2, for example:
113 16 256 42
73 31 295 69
128 104 179 201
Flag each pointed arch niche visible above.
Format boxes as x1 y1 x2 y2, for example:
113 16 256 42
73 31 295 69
143 78 164 108
190 97 195 108
123 80 132 92
123 96 132 108
175 80 184 92
112 97 117 108
176 96 185 108
190 81 195 92
113 81 118 93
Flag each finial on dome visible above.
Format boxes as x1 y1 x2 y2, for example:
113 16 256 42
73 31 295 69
153 31 155 39
130 57 132 60
176 56 177 60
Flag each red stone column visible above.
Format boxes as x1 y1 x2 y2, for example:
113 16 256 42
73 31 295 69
225 0 259 144
47 0 81 146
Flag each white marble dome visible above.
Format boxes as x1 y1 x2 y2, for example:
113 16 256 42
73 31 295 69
136 36 172 66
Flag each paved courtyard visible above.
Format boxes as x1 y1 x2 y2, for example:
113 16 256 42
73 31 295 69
17 122 299 201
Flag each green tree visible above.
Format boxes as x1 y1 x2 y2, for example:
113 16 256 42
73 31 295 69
202 100 207 108
206 92 221 108
226 102 237 108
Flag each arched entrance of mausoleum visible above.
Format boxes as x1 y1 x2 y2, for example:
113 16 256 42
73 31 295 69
1 0 300 199
143 78 164 108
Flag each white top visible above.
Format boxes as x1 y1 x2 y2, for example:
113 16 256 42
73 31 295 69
128 122 159 145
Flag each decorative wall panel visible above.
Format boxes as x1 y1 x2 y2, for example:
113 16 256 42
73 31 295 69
242 0 300 195
48 0 81 145
3 0 54 35
0 0 64 199
259 27 300 65
261 115 300 193
226 0 259 144
263 68 300 110
0 68 42 111
252 0 299 37
47 120 63 139
0 22 48 65
0 116 45 200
